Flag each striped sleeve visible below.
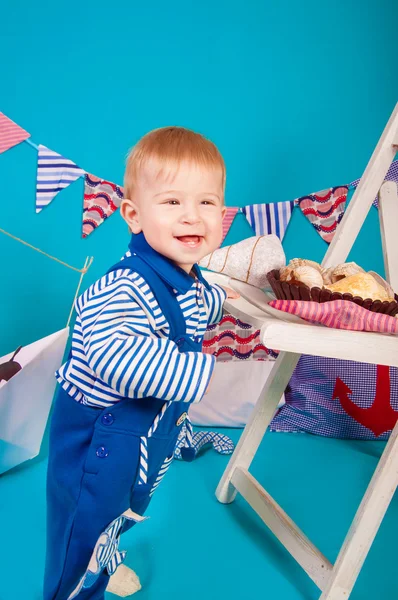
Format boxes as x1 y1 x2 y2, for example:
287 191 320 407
82 279 215 404
203 283 227 325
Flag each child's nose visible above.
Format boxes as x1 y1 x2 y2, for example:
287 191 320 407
181 207 201 224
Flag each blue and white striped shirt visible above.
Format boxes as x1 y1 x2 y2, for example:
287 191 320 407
56 254 227 408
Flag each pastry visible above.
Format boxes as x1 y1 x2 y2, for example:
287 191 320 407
368 271 396 300
325 272 393 301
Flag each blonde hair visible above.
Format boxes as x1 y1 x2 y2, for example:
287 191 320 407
124 126 225 200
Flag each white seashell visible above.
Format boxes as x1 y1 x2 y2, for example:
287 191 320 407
279 265 294 282
199 235 286 289
287 265 324 289
288 258 322 273
331 262 365 283
321 266 335 285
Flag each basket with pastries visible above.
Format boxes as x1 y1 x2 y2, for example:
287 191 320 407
267 259 398 316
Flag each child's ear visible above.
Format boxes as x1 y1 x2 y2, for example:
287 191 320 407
120 198 142 234
221 206 227 219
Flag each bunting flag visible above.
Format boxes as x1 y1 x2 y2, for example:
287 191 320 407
242 201 294 240
350 159 398 209
0 112 30 154
82 173 124 237
296 186 348 243
36 145 85 213
220 207 239 246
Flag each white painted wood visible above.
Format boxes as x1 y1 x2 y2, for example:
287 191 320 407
260 318 398 368
379 181 398 290
320 419 398 600
200 271 231 288
232 467 333 590
223 294 278 330
230 280 304 323
216 105 398 600
322 103 398 269
215 351 300 503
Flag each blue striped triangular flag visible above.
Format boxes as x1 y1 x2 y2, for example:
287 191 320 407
35 144 85 213
242 201 295 240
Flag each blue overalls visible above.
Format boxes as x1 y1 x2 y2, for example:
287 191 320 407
44 235 205 600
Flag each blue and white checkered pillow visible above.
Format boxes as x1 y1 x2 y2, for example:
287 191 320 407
270 355 398 440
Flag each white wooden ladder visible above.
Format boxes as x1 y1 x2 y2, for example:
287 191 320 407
216 104 398 600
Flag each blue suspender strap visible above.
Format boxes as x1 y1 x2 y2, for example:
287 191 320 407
107 255 186 341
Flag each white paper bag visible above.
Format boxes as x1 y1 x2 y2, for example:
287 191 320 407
189 360 284 427
0 328 69 474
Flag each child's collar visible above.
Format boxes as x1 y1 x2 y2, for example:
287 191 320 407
128 233 212 294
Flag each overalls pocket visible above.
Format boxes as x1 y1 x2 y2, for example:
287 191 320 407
129 433 177 511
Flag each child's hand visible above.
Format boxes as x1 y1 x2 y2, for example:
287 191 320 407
220 286 240 299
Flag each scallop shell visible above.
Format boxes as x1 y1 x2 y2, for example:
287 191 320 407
331 262 365 283
286 265 324 289
288 258 323 273
325 272 390 301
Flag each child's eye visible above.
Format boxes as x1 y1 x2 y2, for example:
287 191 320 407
201 200 216 205
165 199 179 205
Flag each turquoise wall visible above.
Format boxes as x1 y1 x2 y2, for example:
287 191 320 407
1 0 397 356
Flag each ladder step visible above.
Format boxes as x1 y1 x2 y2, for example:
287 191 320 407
231 467 333 590
260 318 398 368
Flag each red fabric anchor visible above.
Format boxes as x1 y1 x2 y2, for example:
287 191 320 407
333 365 398 437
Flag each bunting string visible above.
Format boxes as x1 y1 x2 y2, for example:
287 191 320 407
0 226 93 273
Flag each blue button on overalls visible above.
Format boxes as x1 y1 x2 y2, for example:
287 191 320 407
101 413 114 426
96 446 109 458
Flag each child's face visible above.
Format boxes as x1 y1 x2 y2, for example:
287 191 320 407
122 161 226 273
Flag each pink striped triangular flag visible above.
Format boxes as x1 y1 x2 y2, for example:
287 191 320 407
220 207 239 246
0 112 30 154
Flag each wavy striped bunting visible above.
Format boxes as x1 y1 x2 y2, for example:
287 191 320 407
350 159 398 209
242 201 294 240
220 207 239 245
36 145 84 212
296 186 348 243
0 112 30 154
82 173 124 237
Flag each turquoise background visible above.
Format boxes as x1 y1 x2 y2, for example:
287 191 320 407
1 4 398 600
1 0 397 356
